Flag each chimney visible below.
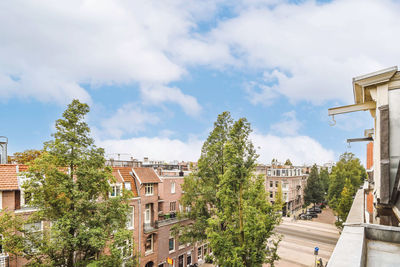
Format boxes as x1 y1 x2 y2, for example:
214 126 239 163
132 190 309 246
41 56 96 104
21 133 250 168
0 136 8 164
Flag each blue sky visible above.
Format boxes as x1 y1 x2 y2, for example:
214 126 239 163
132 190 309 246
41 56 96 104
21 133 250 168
1 0 398 165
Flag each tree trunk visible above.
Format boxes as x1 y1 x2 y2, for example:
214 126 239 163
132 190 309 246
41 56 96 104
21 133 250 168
239 183 245 266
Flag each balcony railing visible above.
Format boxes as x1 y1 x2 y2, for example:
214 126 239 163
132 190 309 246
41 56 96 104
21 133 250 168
0 254 9 267
143 221 158 233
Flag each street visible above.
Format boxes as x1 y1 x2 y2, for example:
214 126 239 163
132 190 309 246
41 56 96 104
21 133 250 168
269 208 340 267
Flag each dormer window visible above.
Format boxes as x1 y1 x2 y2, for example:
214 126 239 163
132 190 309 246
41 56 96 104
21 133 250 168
124 182 132 191
145 184 154 196
110 184 122 197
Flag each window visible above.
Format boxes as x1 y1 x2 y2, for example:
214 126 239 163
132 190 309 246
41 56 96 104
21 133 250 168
187 254 192 265
126 206 134 229
169 237 175 252
0 234 3 254
145 234 154 253
110 184 122 197
269 191 273 198
277 170 280 176
275 181 279 188
267 170 271 176
170 201 176 212
21 190 33 207
203 244 208 255
119 239 133 259
124 182 132 191
269 181 273 188
145 184 154 196
197 246 202 260
283 193 288 202
24 221 42 252
171 182 176 194
145 204 151 224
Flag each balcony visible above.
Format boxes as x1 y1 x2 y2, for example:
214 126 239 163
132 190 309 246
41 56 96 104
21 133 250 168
0 254 9 267
143 221 158 233
327 188 400 266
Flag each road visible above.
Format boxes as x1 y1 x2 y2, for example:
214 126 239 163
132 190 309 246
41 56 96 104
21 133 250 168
266 209 340 267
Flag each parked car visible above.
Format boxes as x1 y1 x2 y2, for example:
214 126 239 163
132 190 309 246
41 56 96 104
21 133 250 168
308 212 318 218
308 207 322 213
299 213 312 220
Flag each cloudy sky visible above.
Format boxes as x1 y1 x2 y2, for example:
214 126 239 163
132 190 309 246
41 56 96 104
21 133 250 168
1 0 398 165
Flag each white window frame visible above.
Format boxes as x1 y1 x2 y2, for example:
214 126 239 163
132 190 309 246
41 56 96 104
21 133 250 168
145 184 154 196
171 182 176 194
119 239 133 260
170 201 176 212
197 246 202 260
169 237 175 253
23 221 43 252
145 234 154 254
144 204 151 224
126 206 134 229
110 183 122 198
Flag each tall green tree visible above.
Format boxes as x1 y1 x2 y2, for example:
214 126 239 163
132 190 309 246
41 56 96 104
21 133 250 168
328 152 366 210
303 165 324 208
182 112 280 267
320 169 330 196
337 178 354 225
1 100 135 267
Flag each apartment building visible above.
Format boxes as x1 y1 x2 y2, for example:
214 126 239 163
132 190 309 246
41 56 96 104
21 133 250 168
327 67 400 266
0 163 206 267
256 164 308 215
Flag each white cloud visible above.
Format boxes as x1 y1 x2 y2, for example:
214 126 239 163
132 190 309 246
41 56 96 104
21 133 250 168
270 110 301 136
100 103 160 138
0 0 207 106
98 136 203 162
140 85 202 116
210 0 400 104
252 132 335 165
245 81 279 106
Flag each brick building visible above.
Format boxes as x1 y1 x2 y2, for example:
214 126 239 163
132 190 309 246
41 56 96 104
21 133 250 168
0 164 206 267
256 164 308 215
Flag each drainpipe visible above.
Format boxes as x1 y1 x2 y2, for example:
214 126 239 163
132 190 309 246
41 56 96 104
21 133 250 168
138 198 142 258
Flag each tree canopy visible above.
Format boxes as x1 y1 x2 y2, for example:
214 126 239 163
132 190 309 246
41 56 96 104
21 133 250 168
181 112 280 267
11 149 42 164
303 165 324 207
1 100 135 267
328 152 366 210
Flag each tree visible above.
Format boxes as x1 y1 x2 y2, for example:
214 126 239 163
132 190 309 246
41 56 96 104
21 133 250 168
336 178 354 228
1 100 135 267
274 182 284 212
11 149 42 164
320 169 330 196
303 165 324 208
328 152 366 210
284 159 292 166
182 112 280 267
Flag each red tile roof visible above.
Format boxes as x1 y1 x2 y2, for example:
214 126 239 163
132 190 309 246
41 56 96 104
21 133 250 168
112 167 139 197
0 164 19 190
132 167 161 184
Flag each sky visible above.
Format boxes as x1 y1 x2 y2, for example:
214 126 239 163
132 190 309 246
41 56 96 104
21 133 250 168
1 0 399 166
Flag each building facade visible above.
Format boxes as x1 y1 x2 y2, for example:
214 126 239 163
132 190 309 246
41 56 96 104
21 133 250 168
0 163 207 267
256 164 308 215
327 67 400 266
